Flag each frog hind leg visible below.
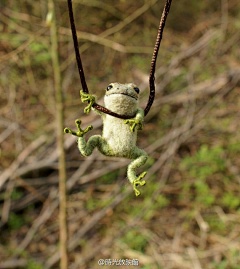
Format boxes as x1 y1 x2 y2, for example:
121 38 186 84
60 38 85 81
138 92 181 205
78 135 103 157
78 133 113 157
127 147 148 196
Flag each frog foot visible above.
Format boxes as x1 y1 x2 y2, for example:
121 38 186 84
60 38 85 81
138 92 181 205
64 119 93 137
124 119 143 132
80 90 96 114
133 171 147 196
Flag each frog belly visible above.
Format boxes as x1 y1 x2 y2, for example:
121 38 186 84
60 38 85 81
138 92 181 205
103 116 136 157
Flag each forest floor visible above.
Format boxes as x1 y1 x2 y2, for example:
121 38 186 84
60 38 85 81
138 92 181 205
0 0 240 268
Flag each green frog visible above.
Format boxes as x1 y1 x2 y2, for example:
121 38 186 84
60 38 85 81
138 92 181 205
64 83 148 196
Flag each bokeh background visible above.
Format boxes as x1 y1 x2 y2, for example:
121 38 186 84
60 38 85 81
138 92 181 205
0 0 240 268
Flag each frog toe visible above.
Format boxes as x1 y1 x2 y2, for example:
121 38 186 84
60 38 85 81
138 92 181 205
84 106 91 114
64 127 73 134
64 120 93 137
132 172 147 196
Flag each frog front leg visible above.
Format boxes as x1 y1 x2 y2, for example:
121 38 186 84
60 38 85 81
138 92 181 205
124 108 144 132
64 119 98 157
80 90 96 114
128 147 148 196
64 119 93 137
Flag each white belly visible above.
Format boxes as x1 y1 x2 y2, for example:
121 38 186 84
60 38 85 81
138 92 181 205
103 115 137 157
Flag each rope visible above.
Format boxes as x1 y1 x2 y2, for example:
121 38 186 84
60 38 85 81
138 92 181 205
145 0 172 116
67 0 172 119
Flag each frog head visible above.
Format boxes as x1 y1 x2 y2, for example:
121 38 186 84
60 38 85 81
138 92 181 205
104 82 140 115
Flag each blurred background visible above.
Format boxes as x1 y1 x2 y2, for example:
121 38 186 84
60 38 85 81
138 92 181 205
0 0 240 268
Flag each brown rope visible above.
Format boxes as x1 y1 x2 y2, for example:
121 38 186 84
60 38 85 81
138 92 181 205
67 0 172 119
67 0 133 119
67 0 88 93
145 0 172 116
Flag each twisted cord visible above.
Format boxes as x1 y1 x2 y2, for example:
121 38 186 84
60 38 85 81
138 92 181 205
145 0 173 116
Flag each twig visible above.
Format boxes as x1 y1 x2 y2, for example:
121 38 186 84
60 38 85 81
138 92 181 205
58 27 153 54
153 71 230 106
188 247 202 269
194 69 240 123
14 176 47 203
1 179 15 224
48 0 68 268
57 0 122 19
225 158 240 185
221 32 240 55
0 135 47 190
66 152 97 190
0 259 27 269
0 123 18 144
2 7 40 23
99 0 158 38
9 186 49 212
195 213 210 249
221 0 228 33
172 226 182 253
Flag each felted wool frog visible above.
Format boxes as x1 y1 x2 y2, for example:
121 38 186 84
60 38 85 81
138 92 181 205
64 82 148 196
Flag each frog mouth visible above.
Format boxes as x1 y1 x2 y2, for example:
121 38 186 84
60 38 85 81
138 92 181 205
107 92 137 100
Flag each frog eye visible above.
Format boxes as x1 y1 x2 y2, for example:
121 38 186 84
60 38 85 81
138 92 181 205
134 87 140 94
107 85 113 91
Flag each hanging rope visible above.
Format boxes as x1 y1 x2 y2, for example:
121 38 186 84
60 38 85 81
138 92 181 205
67 0 88 93
145 0 172 116
67 0 172 119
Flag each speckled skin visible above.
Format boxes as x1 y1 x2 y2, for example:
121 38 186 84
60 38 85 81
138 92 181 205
64 83 148 196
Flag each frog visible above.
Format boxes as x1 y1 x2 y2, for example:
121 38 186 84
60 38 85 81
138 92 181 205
64 82 148 196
